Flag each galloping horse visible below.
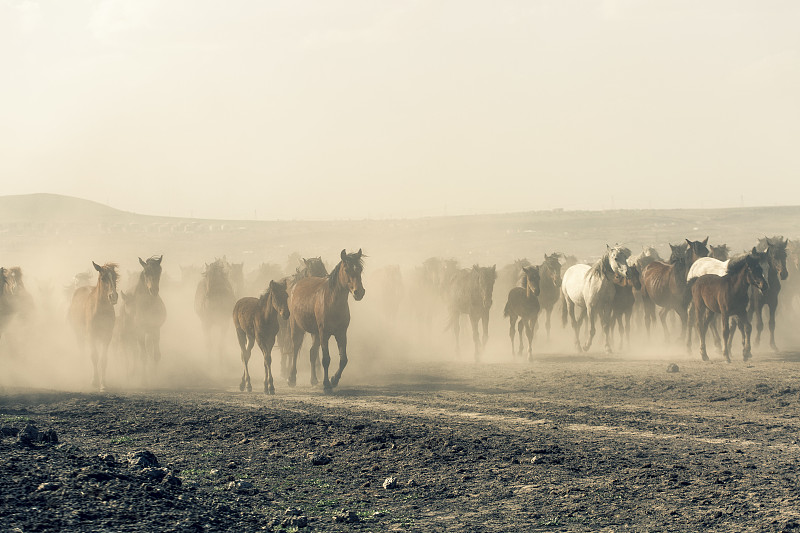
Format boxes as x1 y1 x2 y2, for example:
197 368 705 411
503 265 540 360
195 259 237 364
233 279 290 394
641 239 708 345
67 262 119 391
561 245 631 353
750 236 789 351
132 256 167 379
446 264 497 360
537 253 562 341
693 252 767 362
288 249 365 393
610 264 641 351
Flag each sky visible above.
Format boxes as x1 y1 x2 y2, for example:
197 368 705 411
2 1 799 220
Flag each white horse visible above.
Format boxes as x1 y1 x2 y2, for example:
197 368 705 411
687 257 728 281
561 245 631 353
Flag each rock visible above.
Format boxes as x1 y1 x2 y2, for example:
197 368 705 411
308 453 332 466
162 473 182 487
1 426 19 437
36 482 60 491
333 509 360 523
282 515 308 528
667 363 680 373
127 450 159 469
141 467 169 482
382 476 398 489
227 480 255 493
17 424 58 446
284 507 303 517
98 453 116 465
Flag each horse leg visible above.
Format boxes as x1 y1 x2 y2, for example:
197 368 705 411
741 313 753 361
677 305 690 352
320 332 333 393
768 301 778 352
288 324 304 387
697 306 710 361
236 326 253 392
309 334 321 386
658 308 670 342
452 312 461 357
583 306 596 353
753 303 764 347
481 309 490 352
89 338 101 390
624 311 632 351
517 319 525 357
721 314 732 363
330 332 348 390
544 307 552 341
567 301 581 352
508 316 517 357
469 313 481 361
526 317 535 361
99 339 111 392
256 333 276 395
152 327 162 366
709 314 722 352
601 308 613 355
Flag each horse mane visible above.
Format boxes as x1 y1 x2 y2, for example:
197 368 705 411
102 263 120 282
588 254 614 279
726 255 751 276
328 253 364 288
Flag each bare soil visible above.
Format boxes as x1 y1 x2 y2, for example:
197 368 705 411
4 352 800 532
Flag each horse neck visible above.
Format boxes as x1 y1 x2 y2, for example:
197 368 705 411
329 262 351 300
93 277 111 308
729 266 752 296
262 290 277 322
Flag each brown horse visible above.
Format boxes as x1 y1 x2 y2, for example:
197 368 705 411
195 259 237 364
446 264 497 360
132 256 167 379
67 262 119 391
709 244 730 261
0 267 16 342
693 251 767 362
277 257 329 378
503 265 540 360
288 249 365 393
611 264 641 351
537 253 562 341
749 236 789 351
233 280 290 394
641 239 708 345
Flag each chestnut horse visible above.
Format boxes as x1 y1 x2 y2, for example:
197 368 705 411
611 264 641 351
0 267 16 342
233 279 290 394
503 265 540 360
640 239 708 345
68 262 119 391
749 236 789 351
132 256 166 379
288 249 365 393
537 253 562 341
693 252 767 362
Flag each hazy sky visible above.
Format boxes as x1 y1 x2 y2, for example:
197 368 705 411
2 1 799 220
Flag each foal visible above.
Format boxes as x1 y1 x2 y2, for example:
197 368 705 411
503 266 541 360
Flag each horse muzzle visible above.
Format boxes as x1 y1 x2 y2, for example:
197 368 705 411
109 293 119 305
781 270 788 281
353 288 365 301
281 309 290 320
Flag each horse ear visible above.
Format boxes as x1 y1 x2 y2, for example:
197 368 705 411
341 249 347 261
156 255 163 264
357 248 363 257
491 264 496 272
139 257 146 268
685 239 692 246
702 236 708 245
752 246 758 255
280 279 288 289
93 261 102 272
606 244 610 251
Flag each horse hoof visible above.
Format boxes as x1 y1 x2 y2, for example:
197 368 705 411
310 377 318 386
287 378 296 387
239 383 245 392
323 384 333 395
331 376 340 388
701 353 709 361
247 385 252 392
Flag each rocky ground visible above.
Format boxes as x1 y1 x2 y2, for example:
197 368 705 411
4 353 800 532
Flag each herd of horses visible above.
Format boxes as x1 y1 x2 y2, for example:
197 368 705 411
0 235 796 394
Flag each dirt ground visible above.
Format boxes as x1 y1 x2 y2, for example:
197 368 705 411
4 348 800 532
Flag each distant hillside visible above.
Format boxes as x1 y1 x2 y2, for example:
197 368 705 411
0 194 137 223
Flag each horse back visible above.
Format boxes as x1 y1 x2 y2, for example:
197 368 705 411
692 274 729 314
642 261 681 302
504 287 539 317
290 277 329 334
233 297 259 332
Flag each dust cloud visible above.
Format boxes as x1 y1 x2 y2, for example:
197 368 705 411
2 199 800 393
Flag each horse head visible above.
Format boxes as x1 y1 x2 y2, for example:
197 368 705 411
625 264 642 291
709 244 729 261
139 255 163 296
303 257 328 278
269 279 290 320
339 249 366 301
684 237 710 265
93 261 119 305
473 264 497 309
745 248 769 293
765 236 789 281
522 265 540 298
606 244 631 279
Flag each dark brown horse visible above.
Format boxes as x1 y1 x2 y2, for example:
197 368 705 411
709 244 730 261
195 259 237 363
537 253 562 341
288 249 365 393
749 236 789 351
114 290 138 377
233 280 290 394
132 256 167 379
446 264 497 360
693 251 767 362
0 267 16 342
641 239 708 345
503 265 540 360
67 262 119 391
611 264 641 350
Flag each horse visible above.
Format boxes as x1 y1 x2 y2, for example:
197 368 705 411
0 267 16 343
537 253 563 341
277 257 328 378
749 236 789 351
503 265 540 360
709 244 730 261
561 245 631 353
114 291 138 377
692 251 768 362
67 262 119 391
229 262 245 298
446 264 497 360
8 267 34 321
132 256 167 380
287 249 365 393
640 240 708 346
629 246 663 271
232 280 290 394
610 264 641 351
195 259 237 364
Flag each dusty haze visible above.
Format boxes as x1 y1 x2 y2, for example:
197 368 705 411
2 2 800 219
